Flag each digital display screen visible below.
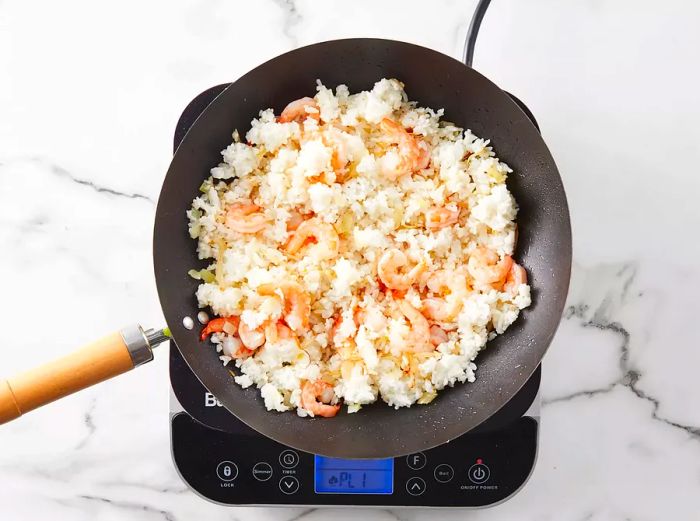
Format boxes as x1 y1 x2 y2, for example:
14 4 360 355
314 456 393 494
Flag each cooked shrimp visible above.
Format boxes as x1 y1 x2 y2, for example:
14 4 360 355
238 321 266 349
423 269 463 295
378 248 426 290
421 269 468 321
396 300 433 353
379 118 423 179
323 132 349 178
278 97 320 124
286 210 305 231
222 335 255 359
259 282 311 333
425 207 460 230
422 298 452 323
415 140 431 170
355 305 387 333
225 203 268 234
327 316 340 346
331 146 348 176
429 325 449 347
285 217 339 260
329 312 357 345
263 322 297 346
279 283 311 332
467 246 513 290
300 379 340 418
503 261 527 295
200 316 239 341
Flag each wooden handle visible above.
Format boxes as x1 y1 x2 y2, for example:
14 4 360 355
0 331 138 425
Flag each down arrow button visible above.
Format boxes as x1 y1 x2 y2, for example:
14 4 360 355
279 475 300 495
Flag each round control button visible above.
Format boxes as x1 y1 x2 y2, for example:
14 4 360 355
433 463 454 483
279 475 300 494
468 463 490 484
405 476 427 496
252 462 273 482
405 452 427 470
216 461 238 481
279 450 300 469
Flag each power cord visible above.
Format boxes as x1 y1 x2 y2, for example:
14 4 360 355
463 0 492 67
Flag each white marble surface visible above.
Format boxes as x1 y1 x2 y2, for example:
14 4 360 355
1 0 699 519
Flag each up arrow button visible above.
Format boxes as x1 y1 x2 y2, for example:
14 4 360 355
405 477 427 496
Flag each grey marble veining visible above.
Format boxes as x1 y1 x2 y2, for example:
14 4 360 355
1 0 699 519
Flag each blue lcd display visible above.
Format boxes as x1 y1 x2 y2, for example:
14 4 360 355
314 456 393 494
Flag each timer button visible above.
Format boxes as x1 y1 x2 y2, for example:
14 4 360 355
405 476 427 496
216 461 238 481
405 452 427 470
279 475 300 494
468 462 490 484
433 463 454 483
279 449 299 469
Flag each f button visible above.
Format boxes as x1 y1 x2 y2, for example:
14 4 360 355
406 452 427 470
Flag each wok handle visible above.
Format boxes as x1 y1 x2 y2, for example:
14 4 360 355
0 325 165 425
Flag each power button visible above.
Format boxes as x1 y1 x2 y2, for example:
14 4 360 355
468 461 490 484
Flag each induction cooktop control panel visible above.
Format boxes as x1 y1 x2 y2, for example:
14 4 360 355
171 411 537 507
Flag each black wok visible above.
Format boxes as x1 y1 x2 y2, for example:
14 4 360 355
153 37 571 458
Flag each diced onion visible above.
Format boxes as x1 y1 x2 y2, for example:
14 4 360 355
188 269 216 283
417 392 437 405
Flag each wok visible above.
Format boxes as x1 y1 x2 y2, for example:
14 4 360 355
0 11 571 459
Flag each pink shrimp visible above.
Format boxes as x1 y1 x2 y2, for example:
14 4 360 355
425 206 460 230
467 246 514 290
222 336 255 359
429 325 449 347
286 210 306 231
377 249 426 291
379 118 425 179
263 321 297 346
421 269 468 322
258 282 311 333
300 380 341 418
415 140 431 170
503 261 528 295
278 97 320 124
285 217 339 260
354 305 387 333
225 203 268 234
323 132 350 179
396 300 434 354
238 321 266 349
328 312 357 346
331 146 348 177
200 316 239 341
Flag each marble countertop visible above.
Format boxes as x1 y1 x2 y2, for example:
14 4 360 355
1 0 699 519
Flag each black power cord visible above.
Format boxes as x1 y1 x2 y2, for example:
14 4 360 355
463 0 492 67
